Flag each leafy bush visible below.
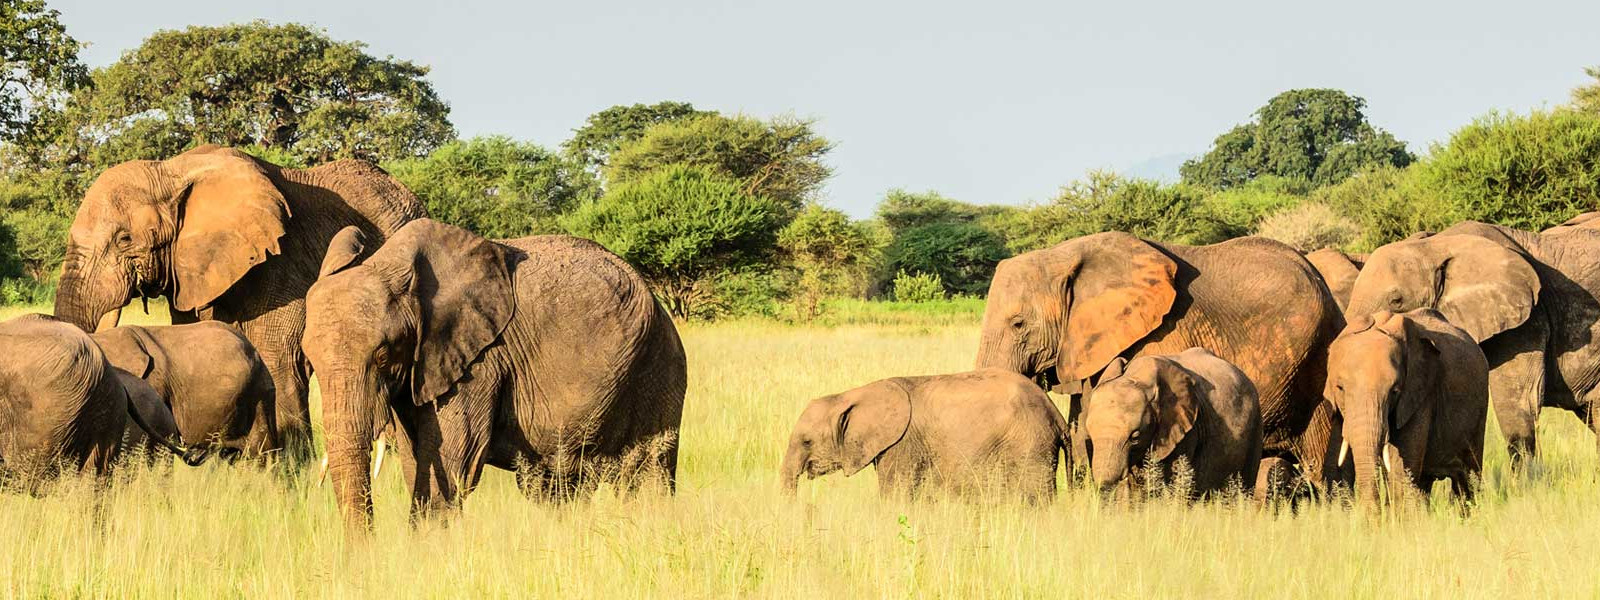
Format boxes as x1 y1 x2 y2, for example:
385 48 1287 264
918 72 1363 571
778 205 879 320
387 136 595 238
1252 202 1361 252
1201 175 1310 236
993 171 1230 253
605 114 832 213
1419 110 1600 231
883 221 1009 296
1312 164 1452 251
561 164 785 319
875 189 1011 234
891 270 945 303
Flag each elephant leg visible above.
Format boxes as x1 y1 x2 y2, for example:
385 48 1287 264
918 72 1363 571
1486 355 1543 471
237 303 313 464
1292 401 1346 497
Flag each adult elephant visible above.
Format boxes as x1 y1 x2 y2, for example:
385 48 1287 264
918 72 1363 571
1347 221 1600 466
0 314 204 489
975 232 1344 486
1304 249 1365 311
53 145 427 457
303 221 686 532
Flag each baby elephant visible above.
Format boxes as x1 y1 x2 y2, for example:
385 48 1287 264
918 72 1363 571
1084 348 1262 498
780 369 1069 501
1324 309 1488 507
92 322 279 461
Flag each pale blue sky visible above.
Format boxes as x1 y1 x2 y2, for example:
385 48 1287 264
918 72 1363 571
53 0 1600 217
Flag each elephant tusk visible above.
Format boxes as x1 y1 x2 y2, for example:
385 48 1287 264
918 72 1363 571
1382 446 1392 473
317 454 330 486
1337 439 1350 467
371 438 387 480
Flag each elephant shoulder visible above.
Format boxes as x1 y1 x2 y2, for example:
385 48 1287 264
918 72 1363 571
290 160 429 235
0 314 106 382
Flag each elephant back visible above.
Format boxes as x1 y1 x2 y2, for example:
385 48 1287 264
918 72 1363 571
0 314 126 468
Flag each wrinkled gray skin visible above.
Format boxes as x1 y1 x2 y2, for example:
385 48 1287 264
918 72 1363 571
1304 249 1365 312
93 322 280 461
779 369 1069 502
975 233 1342 489
0 314 202 489
117 369 182 466
304 220 686 533
1348 221 1600 467
1084 348 1262 498
53 145 426 460
1324 309 1488 508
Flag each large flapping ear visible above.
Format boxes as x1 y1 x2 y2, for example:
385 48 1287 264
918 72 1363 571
833 379 913 476
391 220 516 406
1389 314 1437 431
1149 359 1200 462
1055 233 1178 383
319 227 367 279
1431 235 1540 343
162 147 291 311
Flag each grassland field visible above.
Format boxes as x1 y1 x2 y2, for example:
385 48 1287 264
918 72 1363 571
0 300 1596 598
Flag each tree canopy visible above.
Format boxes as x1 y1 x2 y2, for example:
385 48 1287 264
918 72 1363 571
385 136 594 239
63 21 454 166
605 113 832 212
1180 89 1414 189
0 0 85 146
563 101 711 175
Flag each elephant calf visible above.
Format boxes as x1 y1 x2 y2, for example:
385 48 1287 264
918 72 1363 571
1324 309 1488 507
780 369 1070 502
93 323 279 461
1083 348 1262 498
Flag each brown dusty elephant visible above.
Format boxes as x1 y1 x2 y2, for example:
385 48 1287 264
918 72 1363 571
92 322 280 461
303 221 687 532
1348 221 1600 467
1324 309 1487 507
779 369 1069 501
0 314 204 489
1544 211 1600 232
1083 348 1262 498
52 145 427 459
1304 249 1365 311
975 233 1344 487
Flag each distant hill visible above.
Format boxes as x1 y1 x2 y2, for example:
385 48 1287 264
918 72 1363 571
1121 152 1195 183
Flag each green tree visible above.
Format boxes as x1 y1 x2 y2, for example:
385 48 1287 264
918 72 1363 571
1572 65 1600 114
0 0 87 146
778 204 876 319
883 221 1009 297
1418 110 1600 231
1181 89 1414 189
1311 164 1443 251
991 171 1229 253
561 164 785 318
64 21 453 166
605 113 832 212
874 189 1010 234
386 136 594 239
563 101 711 175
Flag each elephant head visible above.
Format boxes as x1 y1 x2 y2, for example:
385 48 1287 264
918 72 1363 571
302 220 515 530
975 232 1177 393
54 145 291 332
779 379 911 494
1323 311 1436 506
1346 232 1540 344
1082 356 1199 492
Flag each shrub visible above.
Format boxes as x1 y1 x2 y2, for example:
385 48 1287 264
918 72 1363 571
778 205 878 320
891 270 945 303
1419 110 1600 231
995 172 1231 253
1201 175 1310 236
1252 202 1361 252
386 136 594 238
883 221 1009 296
1312 164 1450 251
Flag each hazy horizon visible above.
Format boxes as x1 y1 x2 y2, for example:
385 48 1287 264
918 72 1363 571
52 0 1600 217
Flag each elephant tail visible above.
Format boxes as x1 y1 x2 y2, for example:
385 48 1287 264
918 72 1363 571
124 397 210 467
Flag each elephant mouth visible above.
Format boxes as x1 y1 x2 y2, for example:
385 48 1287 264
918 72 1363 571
1032 363 1062 393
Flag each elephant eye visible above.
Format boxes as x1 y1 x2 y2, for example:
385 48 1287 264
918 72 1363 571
1010 316 1025 329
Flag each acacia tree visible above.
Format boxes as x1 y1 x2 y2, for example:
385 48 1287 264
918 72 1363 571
778 204 876 319
65 21 454 166
1181 89 1413 189
563 101 710 175
605 113 833 213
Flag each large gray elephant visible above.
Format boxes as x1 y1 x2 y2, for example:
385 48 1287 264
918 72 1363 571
1082 349 1262 498
93 322 279 460
1348 221 1600 465
1324 309 1487 508
1304 249 1365 311
0 314 203 489
303 220 687 532
52 145 427 457
779 369 1069 502
975 233 1344 486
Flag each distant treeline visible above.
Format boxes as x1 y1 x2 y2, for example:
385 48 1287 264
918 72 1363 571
3 11 1600 320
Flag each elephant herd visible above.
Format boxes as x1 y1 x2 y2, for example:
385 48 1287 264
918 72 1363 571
3 145 1600 535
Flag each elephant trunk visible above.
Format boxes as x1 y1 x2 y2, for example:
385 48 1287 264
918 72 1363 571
323 373 379 532
1092 441 1130 493
779 438 808 496
1344 408 1388 508
54 248 129 333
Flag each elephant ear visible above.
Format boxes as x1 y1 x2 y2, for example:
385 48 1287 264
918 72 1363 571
1056 233 1178 383
162 147 291 311
395 220 516 406
319 226 367 279
1387 314 1437 431
833 379 913 476
1432 235 1541 343
1149 359 1200 462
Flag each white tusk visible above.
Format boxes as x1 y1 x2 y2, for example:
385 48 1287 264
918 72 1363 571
1337 439 1350 467
1382 446 1392 473
371 438 387 479
316 454 330 486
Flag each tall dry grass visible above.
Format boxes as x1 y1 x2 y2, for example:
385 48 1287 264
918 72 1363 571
0 303 1596 598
